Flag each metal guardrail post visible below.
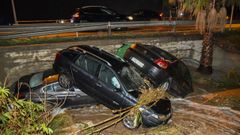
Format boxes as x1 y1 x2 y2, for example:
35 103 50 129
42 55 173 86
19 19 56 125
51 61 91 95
76 32 79 37
107 22 111 36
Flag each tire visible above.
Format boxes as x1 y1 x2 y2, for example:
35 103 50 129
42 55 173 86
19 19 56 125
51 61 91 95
122 114 141 129
58 73 72 89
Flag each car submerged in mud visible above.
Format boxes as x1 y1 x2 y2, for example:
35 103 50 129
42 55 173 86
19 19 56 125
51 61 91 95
53 45 172 129
116 43 193 98
10 69 95 106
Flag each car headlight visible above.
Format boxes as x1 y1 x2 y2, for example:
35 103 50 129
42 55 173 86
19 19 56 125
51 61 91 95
139 106 145 112
127 16 133 21
150 113 159 119
150 113 170 120
139 106 171 120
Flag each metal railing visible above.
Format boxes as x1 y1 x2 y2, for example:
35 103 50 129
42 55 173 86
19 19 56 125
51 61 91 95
0 20 195 39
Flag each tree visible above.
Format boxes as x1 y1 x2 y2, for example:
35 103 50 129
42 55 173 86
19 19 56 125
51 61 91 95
182 0 227 74
226 0 240 30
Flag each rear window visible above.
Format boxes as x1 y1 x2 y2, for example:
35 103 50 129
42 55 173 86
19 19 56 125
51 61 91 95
29 72 43 88
145 45 177 61
133 45 158 62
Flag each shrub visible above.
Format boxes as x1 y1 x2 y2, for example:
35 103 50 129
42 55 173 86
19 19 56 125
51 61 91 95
0 86 53 135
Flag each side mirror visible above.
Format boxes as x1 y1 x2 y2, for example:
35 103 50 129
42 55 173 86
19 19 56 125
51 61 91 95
111 77 121 91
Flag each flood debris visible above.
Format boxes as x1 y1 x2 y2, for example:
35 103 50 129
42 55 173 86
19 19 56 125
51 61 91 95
72 87 168 134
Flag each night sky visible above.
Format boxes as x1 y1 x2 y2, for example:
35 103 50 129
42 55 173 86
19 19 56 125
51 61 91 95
1 0 239 25
0 0 170 23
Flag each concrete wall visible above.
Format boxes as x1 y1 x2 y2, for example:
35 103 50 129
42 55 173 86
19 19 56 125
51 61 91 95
0 36 202 86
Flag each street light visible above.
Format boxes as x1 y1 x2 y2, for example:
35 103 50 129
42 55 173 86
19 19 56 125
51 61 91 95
11 0 18 24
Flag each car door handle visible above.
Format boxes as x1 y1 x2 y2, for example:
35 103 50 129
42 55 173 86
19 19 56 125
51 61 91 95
96 82 102 88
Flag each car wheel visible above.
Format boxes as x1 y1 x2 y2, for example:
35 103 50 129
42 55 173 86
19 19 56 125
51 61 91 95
58 73 72 89
122 114 140 129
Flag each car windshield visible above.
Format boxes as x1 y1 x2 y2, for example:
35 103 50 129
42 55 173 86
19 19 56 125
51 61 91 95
29 72 43 88
118 65 145 91
102 8 117 15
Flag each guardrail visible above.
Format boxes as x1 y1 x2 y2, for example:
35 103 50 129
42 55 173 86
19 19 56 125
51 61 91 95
0 21 195 39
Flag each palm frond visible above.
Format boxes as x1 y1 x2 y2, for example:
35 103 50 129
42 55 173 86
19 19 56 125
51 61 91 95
196 10 206 34
218 6 227 32
169 0 177 5
208 7 218 32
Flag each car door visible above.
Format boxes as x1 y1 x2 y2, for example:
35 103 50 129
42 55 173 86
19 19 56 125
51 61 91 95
41 84 56 101
70 54 102 100
95 64 125 109
52 82 74 99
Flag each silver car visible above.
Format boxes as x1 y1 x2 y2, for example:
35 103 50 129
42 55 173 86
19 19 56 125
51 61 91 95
11 69 95 106
25 82 88 103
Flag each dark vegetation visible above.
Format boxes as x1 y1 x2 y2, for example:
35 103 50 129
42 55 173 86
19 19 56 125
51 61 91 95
215 30 240 53
0 87 53 134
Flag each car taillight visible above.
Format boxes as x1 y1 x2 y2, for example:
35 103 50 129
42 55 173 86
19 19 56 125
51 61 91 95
55 52 61 61
159 13 163 17
154 58 169 69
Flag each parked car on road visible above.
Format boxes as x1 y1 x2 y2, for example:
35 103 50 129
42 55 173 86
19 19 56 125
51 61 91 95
10 69 95 106
70 6 130 23
116 43 193 98
53 45 172 129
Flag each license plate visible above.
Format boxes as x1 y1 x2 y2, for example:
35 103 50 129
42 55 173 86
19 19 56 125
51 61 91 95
131 57 144 68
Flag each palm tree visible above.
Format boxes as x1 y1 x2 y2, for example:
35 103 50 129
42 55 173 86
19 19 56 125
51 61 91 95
226 0 240 30
182 0 227 74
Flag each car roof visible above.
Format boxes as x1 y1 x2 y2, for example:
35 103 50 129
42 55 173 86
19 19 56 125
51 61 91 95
133 9 158 13
81 6 107 9
67 45 128 71
18 69 55 83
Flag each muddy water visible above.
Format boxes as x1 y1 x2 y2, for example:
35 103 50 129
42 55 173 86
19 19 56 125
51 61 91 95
54 88 240 135
171 98 240 135
59 97 240 135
